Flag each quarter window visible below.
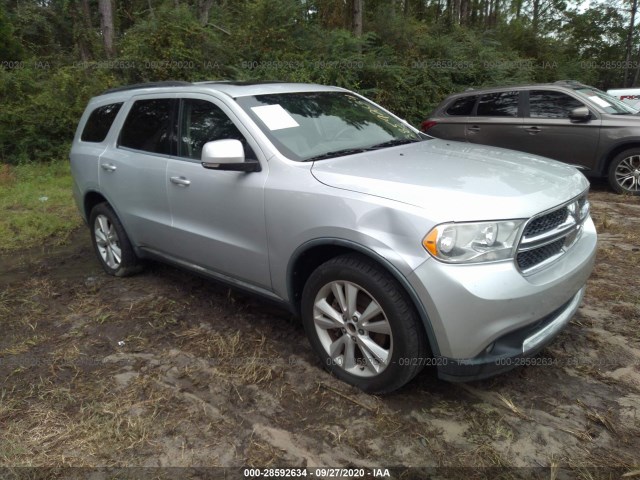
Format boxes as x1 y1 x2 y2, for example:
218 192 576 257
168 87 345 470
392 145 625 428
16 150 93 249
179 99 254 160
81 103 123 142
477 91 519 117
446 96 477 116
119 99 176 155
529 90 585 118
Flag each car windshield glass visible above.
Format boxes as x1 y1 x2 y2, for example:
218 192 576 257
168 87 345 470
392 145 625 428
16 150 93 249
236 91 423 161
574 88 639 115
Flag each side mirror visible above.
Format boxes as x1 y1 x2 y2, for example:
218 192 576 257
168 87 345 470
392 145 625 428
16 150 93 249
201 139 261 172
569 107 591 122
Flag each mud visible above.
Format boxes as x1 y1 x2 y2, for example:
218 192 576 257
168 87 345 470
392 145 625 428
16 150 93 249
1 181 639 479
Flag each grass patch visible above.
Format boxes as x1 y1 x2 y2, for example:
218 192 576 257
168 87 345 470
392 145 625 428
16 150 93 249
0 161 81 252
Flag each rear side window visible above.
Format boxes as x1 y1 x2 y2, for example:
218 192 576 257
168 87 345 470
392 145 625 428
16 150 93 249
446 96 477 116
81 103 123 142
477 91 519 117
119 99 176 155
529 90 585 118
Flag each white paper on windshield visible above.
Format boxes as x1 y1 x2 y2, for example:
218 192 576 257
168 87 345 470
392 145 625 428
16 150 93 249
251 105 299 130
589 96 612 108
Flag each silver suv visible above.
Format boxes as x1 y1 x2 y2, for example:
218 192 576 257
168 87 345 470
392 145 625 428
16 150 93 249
422 81 640 195
70 81 597 393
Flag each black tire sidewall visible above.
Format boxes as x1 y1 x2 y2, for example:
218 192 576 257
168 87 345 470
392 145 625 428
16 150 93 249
608 149 640 195
301 255 427 393
89 203 139 277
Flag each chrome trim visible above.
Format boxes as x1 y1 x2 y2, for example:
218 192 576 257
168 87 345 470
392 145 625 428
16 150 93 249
569 164 590 171
516 190 589 275
518 218 577 251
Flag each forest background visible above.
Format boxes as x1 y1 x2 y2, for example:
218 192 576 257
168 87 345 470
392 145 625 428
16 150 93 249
0 0 638 164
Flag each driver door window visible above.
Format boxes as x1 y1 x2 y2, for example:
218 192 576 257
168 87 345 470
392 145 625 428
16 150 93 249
179 99 255 160
528 91 585 118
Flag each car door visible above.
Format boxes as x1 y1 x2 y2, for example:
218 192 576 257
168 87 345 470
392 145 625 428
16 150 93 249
165 94 271 288
519 89 601 169
464 90 524 151
427 95 478 141
99 95 177 250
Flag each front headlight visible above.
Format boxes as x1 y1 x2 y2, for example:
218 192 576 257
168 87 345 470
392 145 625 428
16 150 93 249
422 220 525 263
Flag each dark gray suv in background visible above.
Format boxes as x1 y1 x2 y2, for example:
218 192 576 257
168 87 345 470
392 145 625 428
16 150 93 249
422 81 640 194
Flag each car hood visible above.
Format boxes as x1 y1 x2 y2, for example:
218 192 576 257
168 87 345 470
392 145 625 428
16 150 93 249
310 139 589 222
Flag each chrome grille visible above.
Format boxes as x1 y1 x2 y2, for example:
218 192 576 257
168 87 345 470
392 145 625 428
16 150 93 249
523 208 568 237
516 193 589 274
517 238 565 270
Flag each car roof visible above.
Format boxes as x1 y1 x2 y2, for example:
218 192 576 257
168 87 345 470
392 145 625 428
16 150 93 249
96 80 345 102
443 80 593 100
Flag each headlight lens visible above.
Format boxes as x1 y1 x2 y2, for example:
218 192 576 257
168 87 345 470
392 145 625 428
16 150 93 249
423 220 525 263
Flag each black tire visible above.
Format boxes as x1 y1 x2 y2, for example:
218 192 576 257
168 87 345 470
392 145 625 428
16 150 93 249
89 202 142 277
608 148 640 195
301 254 429 394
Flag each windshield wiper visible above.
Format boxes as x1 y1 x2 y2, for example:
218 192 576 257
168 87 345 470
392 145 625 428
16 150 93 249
304 148 370 162
365 138 421 150
304 138 422 162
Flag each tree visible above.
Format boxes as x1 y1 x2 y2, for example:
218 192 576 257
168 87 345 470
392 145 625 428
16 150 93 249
71 0 94 61
0 6 23 61
197 0 215 25
99 0 115 58
624 0 638 86
353 0 363 36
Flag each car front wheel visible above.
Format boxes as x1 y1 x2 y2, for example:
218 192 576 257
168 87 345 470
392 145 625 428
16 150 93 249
89 203 141 276
608 149 640 195
301 254 429 394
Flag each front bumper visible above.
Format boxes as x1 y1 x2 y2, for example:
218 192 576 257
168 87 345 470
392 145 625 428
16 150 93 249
437 286 584 381
407 216 597 380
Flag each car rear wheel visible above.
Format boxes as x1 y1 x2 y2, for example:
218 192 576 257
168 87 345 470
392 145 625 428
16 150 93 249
608 149 640 195
301 254 429 394
89 203 141 276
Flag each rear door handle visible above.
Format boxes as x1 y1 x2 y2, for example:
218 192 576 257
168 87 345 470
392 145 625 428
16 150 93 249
170 176 191 187
100 163 117 172
467 125 481 133
525 126 541 134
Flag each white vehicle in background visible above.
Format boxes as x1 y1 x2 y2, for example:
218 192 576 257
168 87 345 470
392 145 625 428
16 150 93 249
607 88 640 109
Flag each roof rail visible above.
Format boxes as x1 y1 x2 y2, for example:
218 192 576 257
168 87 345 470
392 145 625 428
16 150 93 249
101 81 192 95
553 79 583 85
194 80 287 86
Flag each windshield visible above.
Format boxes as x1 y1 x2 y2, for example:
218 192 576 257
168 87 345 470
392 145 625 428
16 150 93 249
575 88 640 115
236 91 422 161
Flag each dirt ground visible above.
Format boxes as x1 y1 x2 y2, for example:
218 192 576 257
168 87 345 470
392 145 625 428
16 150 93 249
1 180 639 479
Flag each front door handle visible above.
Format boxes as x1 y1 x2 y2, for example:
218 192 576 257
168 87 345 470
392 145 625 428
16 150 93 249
525 126 541 134
100 163 117 172
170 176 191 187
467 125 481 133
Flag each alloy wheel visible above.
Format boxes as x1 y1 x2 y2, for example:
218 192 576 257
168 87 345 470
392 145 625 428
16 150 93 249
94 214 122 269
312 280 393 377
615 154 640 193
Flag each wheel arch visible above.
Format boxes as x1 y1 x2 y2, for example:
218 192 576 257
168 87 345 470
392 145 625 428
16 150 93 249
287 238 441 357
84 191 143 257
83 190 109 222
598 140 640 176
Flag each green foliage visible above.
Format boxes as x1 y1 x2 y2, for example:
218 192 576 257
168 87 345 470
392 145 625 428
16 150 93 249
0 65 116 163
118 3 231 82
0 0 638 164
0 6 23 60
